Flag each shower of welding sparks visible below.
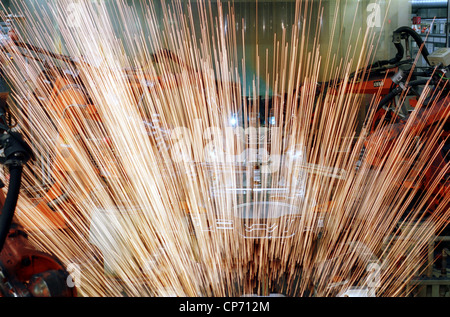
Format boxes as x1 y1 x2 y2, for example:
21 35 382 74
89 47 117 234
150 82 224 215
0 0 448 297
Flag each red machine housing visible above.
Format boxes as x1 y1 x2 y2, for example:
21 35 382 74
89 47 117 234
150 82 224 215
364 94 450 216
0 187 76 297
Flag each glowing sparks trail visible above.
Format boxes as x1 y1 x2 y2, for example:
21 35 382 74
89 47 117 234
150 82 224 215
0 0 448 297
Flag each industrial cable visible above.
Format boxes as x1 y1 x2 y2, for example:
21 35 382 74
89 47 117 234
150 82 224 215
393 26 431 66
0 164 23 253
376 78 431 110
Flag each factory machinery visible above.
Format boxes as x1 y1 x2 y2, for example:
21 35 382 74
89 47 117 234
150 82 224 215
0 31 75 295
340 26 450 297
0 25 448 297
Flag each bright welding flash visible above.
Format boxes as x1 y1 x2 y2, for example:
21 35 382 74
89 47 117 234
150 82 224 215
229 115 238 127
